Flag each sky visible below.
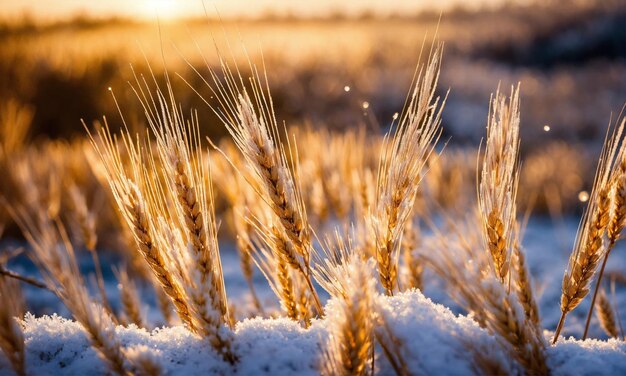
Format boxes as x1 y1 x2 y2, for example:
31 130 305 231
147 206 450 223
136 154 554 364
0 0 508 21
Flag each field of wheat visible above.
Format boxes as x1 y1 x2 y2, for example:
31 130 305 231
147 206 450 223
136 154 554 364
0 2 625 375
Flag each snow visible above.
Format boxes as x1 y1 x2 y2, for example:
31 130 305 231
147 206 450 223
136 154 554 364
2 289 624 375
548 336 626 375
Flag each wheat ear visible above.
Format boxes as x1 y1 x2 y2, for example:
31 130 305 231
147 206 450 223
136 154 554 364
132 76 237 362
554 118 625 343
186 49 326 314
583 120 626 339
276 251 299 320
372 43 444 295
86 122 194 330
478 85 521 283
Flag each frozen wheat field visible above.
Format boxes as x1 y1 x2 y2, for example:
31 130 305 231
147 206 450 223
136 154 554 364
0 2 625 375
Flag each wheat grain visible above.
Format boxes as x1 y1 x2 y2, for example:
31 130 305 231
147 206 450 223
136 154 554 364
276 251 299 321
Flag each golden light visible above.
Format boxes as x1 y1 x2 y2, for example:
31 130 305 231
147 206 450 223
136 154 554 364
142 0 183 20
578 190 589 202
543 125 551 132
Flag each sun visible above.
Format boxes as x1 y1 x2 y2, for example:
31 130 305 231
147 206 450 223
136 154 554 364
141 0 183 20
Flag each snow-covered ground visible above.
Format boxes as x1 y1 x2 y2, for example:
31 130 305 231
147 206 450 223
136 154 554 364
2 215 626 374
3 291 625 375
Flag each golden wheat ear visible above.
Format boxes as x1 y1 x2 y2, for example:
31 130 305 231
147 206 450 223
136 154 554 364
478 84 521 283
583 116 626 339
86 121 195 332
554 115 626 344
371 43 444 296
192 50 324 316
87 78 238 363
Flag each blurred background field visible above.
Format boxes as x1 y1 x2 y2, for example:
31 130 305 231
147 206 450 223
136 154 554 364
0 0 625 346
1 0 624 146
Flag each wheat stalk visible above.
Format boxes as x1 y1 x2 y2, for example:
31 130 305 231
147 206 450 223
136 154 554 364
233 208 264 313
468 342 510 376
419 212 491 326
154 283 175 326
374 308 412 376
65 183 117 323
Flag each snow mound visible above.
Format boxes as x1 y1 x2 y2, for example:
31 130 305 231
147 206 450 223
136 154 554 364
2 290 624 375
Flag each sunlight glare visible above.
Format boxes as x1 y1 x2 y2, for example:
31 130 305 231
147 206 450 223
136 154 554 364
143 0 182 20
